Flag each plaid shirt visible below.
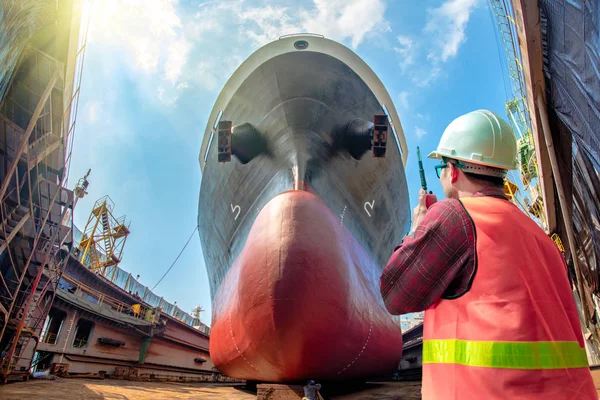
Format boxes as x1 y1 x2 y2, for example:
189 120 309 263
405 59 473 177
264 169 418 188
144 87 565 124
379 187 508 315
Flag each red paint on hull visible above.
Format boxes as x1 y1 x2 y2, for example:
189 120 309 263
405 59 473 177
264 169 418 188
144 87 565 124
209 191 403 382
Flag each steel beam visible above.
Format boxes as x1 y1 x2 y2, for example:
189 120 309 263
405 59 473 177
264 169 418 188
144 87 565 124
0 68 59 203
27 137 63 171
0 211 31 256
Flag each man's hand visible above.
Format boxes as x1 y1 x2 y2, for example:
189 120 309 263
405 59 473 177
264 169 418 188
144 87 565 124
410 189 437 233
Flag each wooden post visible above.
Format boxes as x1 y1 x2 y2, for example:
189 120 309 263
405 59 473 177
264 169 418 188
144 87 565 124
536 93 589 326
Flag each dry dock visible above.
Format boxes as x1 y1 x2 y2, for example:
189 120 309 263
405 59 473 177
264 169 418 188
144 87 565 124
0 379 420 400
3 372 600 400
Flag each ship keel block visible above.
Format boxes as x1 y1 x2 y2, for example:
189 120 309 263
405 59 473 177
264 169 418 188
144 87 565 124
209 191 403 382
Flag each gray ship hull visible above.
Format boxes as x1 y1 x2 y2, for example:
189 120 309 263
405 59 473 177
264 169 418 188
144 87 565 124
197 35 411 381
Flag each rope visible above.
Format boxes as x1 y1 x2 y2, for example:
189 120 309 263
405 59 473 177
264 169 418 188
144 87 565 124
151 225 198 291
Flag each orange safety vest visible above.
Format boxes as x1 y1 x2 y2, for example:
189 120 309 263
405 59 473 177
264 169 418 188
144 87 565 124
422 196 596 400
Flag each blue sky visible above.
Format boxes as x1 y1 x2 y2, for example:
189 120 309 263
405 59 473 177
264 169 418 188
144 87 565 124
68 0 510 324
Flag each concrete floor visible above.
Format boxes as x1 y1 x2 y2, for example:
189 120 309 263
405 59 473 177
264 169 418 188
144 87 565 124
0 380 256 400
0 379 421 400
0 371 599 399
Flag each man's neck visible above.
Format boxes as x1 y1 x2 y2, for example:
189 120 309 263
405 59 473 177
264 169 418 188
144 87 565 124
456 190 477 199
457 186 506 200
456 184 496 199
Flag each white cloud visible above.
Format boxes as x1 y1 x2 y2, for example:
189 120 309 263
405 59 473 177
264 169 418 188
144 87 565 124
185 0 390 92
86 0 391 102
195 0 390 49
195 61 220 93
415 126 427 139
158 83 188 106
393 0 478 87
302 0 390 49
165 38 191 84
86 101 102 123
425 0 478 63
190 3 227 38
394 35 415 71
89 0 183 72
397 91 410 110
87 0 191 104
237 5 302 46
416 113 430 121
412 66 442 88
396 36 414 50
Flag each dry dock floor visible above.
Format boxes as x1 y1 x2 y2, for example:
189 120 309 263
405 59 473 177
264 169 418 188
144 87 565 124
0 379 420 399
0 370 599 399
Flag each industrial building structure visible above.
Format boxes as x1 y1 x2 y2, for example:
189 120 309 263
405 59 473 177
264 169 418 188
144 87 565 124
0 1 221 384
0 0 83 384
25 192 220 381
33 233 217 381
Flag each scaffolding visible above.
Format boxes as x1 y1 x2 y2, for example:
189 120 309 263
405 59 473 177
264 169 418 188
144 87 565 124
490 0 549 233
78 196 130 280
70 222 209 333
0 0 87 383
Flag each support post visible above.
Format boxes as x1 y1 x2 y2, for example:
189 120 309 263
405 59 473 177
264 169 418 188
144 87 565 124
536 93 589 326
138 337 152 364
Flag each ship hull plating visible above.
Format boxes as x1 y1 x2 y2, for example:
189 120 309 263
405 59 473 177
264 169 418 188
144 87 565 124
198 36 410 381
209 191 403 381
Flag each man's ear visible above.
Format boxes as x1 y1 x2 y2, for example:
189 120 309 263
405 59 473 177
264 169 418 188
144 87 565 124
451 163 460 184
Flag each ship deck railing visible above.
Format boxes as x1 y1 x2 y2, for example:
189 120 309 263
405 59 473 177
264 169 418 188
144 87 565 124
279 33 325 40
59 274 156 323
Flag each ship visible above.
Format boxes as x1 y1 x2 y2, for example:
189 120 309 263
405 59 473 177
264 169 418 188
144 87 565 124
197 34 411 382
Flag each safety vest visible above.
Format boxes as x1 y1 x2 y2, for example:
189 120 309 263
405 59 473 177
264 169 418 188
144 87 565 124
422 196 596 400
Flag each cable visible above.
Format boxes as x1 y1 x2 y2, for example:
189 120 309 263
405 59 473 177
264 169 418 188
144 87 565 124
486 0 511 102
151 225 199 291
65 0 94 187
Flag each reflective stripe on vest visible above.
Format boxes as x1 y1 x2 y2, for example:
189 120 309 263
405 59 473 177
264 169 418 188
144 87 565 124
423 339 589 369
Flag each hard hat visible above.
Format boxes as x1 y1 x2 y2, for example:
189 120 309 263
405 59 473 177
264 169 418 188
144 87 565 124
428 110 518 174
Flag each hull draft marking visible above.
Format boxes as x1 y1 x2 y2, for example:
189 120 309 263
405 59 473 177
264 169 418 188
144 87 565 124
231 204 241 220
364 200 375 217
340 206 347 227
229 309 258 371
337 306 374 375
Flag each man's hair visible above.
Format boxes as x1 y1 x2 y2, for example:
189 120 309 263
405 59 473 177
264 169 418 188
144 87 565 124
462 171 505 188
445 158 506 188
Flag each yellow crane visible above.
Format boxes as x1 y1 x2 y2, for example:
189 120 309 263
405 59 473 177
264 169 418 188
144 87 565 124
489 0 564 252
78 196 130 280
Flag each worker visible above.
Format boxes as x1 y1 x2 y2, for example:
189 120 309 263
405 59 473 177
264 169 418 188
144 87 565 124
379 110 597 399
131 303 141 318
302 379 322 400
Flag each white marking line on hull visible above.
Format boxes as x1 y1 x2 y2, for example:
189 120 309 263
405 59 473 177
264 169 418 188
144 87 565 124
364 200 375 217
340 206 347 227
229 310 259 371
231 204 241 220
336 307 374 375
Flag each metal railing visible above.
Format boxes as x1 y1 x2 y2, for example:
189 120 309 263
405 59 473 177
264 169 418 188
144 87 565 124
72 338 88 348
279 33 325 39
60 274 152 322
42 332 58 344
71 224 209 333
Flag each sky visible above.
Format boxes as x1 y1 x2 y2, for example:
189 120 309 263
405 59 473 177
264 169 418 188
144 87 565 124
67 0 511 325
